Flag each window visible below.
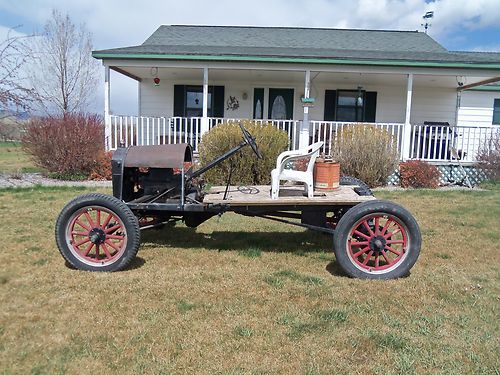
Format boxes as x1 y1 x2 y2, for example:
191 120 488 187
324 89 377 122
185 87 211 117
493 98 500 125
336 90 364 122
271 95 287 119
174 85 224 117
268 88 294 120
253 88 264 119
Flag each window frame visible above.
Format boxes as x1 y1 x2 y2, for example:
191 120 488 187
493 98 500 125
184 85 213 117
335 89 366 122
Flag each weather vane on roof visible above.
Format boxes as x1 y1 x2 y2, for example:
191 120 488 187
421 11 434 34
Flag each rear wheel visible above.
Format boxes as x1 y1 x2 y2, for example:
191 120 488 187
55 193 140 272
333 200 421 279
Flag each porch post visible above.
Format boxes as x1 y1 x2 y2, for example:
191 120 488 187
401 73 414 161
299 69 311 149
201 67 209 135
104 65 111 150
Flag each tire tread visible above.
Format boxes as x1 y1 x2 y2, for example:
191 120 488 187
333 200 421 279
340 176 373 196
55 193 140 272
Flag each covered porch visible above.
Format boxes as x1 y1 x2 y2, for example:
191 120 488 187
102 61 500 164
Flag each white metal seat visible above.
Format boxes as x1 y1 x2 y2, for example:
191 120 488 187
271 141 324 199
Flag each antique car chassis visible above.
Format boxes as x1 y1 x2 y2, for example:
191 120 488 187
55 124 421 279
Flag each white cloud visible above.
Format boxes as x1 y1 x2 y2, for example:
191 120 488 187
471 44 500 52
3 0 500 47
1 0 499 114
0 24 27 40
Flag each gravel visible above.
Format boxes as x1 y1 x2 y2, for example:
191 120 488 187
0 173 482 191
0 173 111 188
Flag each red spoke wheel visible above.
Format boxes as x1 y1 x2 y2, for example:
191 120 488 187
55 193 140 272
333 200 421 279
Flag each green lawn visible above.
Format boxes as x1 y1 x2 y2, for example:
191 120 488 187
0 185 499 374
0 142 42 173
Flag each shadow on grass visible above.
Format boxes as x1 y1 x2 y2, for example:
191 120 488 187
325 261 348 278
64 256 146 271
141 227 332 255
124 256 146 271
142 228 347 277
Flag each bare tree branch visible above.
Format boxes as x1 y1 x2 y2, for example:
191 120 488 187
0 27 35 113
28 10 99 114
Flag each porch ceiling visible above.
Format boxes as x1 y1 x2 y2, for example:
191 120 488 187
112 65 496 89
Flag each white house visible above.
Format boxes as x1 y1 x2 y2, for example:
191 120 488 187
93 25 500 165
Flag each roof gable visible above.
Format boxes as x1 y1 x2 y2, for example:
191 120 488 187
142 25 447 53
93 25 500 67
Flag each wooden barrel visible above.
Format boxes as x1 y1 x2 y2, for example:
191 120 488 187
314 161 340 191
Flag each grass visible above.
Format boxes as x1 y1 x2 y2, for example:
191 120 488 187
0 185 499 373
0 141 43 174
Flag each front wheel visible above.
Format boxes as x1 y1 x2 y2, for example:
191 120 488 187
55 193 141 272
333 200 421 279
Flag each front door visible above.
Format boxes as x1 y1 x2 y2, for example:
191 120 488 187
268 88 294 120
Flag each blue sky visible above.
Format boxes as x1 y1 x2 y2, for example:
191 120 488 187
1 0 499 113
444 25 500 52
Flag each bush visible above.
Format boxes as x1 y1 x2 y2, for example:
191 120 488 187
399 160 441 188
330 125 399 187
476 133 500 181
198 120 289 185
89 151 113 180
22 113 109 179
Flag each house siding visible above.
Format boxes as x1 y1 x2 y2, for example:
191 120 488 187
457 91 499 127
411 87 457 125
138 77 459 125
140 79 175 117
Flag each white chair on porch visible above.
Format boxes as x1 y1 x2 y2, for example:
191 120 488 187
271 141 324 199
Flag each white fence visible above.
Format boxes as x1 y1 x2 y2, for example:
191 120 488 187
107 116 300 151
108 116 203 150
310 121 405 157
107 115 498 163
408 124 499 163
310 121 498 163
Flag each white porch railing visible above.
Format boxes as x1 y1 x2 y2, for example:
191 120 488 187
310 121 498 163
107 115 498 163
108 116 300 151
207 118 300 149
108 116 204 150
310 121 405 157
408 124 499 163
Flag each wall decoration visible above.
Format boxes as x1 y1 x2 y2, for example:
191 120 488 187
226 96 239 111
151 67 160 86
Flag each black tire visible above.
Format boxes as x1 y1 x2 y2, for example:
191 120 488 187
55 193 140 272
333 200 421 279
340 176 373 196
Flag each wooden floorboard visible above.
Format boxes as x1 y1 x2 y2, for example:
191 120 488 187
203 185 374 206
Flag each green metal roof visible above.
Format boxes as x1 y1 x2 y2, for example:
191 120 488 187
92 25 500 68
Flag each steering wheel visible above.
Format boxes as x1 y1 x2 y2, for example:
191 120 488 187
239 123 263 159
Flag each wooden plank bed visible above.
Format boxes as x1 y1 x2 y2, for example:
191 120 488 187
203 185 375 206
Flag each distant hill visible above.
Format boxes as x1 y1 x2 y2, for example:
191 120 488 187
0 110 30 121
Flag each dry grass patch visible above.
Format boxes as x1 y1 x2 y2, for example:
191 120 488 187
0 141 42 173
0 184 498 373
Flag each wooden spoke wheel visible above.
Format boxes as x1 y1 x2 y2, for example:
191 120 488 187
55 194 140 272
333 200 421 279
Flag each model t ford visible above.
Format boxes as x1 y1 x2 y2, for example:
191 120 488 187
55 124 421 279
